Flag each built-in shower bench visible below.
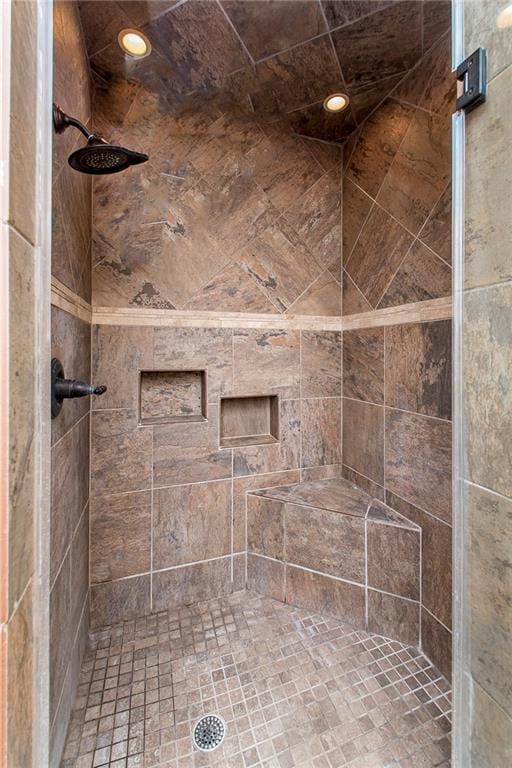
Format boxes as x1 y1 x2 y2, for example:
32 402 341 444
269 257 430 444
246 477 421 645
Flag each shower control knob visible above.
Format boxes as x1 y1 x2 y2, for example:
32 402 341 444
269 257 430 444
51 358 107 418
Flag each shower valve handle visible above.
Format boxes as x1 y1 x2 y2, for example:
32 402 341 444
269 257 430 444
51 358 107 418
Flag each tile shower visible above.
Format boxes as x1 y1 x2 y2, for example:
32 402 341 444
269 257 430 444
49 1 455 766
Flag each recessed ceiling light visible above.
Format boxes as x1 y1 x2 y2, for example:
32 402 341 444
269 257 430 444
118 28 151 58
323 93 349 113
497 4 512 28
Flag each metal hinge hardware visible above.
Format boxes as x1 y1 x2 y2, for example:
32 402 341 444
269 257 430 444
456 48 487 113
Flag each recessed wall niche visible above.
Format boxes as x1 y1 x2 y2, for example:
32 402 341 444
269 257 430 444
140 370 207 425
220 395 279 448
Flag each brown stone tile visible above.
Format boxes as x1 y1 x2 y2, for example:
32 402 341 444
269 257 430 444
367 523 420 600
342 270 372 316
465 0 512 81
419 183 452 265
90 409 152 496
301 137 342 172
183 263 277 313
90 491 151 583
233 399 301 476
233 470 301 552
301 464 341 482
343 328 384 404
321 0 394 30
343 399 384 484
342 465 385 502
92 325 152 411
233 329 300 399
378 240 451 309
153 404 232 487
465 70 512 289
7 582 33 768
247 496 284 561
350 73 404 123
252 35 341 115
345 205 414 308
286 269 341 316
385 409 451 522
140 370 205 422
50 548 71 722
385 320 451 420
221 0 326 60
301 331 341 398
285 100 357 144
285 504 365 583
117 0 177 26
377 110 451 235
284 169 342 270
90 575 151 628
342 178 373 265
471 682 512 768
301 398 341 468
232 553 245 591
386 491 452 629
332 3 422 89
367 590 419 646
464 283 512 498
394 34 454 119
152 558 233 612
286 566 365 626
347 100 416 198
51 306 90 445
78 0 131 57
239 218 323 312
254 477 371 518
70 505 89 631
153 480 232 569
423 1 451 50
154 327 232 403
468 483 512 714
367 499 419 529
421 608 452 681
246 554 285 602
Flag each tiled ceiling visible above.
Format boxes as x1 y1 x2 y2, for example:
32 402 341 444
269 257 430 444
79 0 451 143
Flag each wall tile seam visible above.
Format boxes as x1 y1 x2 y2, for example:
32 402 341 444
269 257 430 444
422 604 452 635
471 678 512 725
51 408 90 451
386 489 453 530
6 215 37 250
462 478 512 506
463 276 512 295
4 574 32 629
90 552 246 586
50 497 89 596
486 55 512 87
342 396 453 425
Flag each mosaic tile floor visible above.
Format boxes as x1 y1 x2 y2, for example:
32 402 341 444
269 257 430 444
61 591 451 768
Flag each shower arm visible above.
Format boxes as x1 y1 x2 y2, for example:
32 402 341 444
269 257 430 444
53 103 107 145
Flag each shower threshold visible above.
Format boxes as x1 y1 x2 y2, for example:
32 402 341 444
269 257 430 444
60 591 451 768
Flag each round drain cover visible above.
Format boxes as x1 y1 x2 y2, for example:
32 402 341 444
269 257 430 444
193 714 226 752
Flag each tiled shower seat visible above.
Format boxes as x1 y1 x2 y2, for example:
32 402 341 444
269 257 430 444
247 478 421 645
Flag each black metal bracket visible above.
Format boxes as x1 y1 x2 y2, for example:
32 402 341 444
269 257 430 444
456 48 487 113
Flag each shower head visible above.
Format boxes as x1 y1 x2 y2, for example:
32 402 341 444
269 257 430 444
53 103 148 175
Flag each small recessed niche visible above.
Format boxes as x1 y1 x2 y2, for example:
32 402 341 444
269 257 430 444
140 370 207 425
220 395 279 448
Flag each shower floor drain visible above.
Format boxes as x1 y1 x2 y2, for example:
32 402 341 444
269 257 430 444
193 714 226 751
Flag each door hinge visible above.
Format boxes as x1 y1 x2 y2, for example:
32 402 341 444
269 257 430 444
456 48 487 113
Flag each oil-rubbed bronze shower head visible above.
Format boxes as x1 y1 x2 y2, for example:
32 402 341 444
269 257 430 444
53 103 148 175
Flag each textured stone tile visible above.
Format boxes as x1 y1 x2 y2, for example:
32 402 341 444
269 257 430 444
347 100 415 198
50 548 71 722
468 483 512 715
394 34 453 119
301 398 341 468
90 410 152 496
233 470 301 552
386 409 451 522
301 330 341 398
343 328 384 404
377 110 451 236
465 70 512 289
423 1 451 50
92 325 152 411
239 218 323 312
78 0 131 57
183 263 277 313
350 73 404 123
421 608 452 681
152 558 233 612
284 169 342 270
332 2 422 89
321 0 392 29
464 283 512 498
465 0 512 81
345 205 414 308
286 566 365 626
233 329 300 399
342 465 385 502
385 320 451 420
368 590 419 646
7 583 33 768
117 0 178 26
140 370 205 422
246 554 285 602
301 464 341 482
221 0 326 60
342 270 372 316
90 491 151 583
342 178 373 265
387 491 452 630
154 327 232 403
343 399 384 484
254 477 371 518
286 100 357 144
153 480 232 569
90 575 151 628
378 240 451 309
301 137 342 172
285 503 365 583
367 522 420 600
471 682 512 768
419 184 452 265
247 496 284 560
286 269 341 316
70 507 89 633
233 399 301 476
153 404 232 486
